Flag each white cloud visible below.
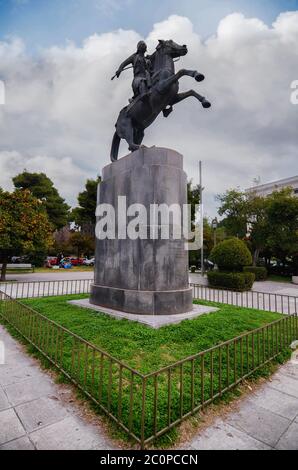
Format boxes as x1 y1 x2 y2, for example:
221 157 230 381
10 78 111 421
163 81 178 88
0 12 297 214
0 150 90 203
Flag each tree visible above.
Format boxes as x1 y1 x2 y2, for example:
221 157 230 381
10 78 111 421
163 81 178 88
265 189 298 265
69 232 95 259
246 194 270 266
0 189 53 281
218 189 271 265
217 187 298 268
13 172 70 230
217 189 248 238
71 177 101 234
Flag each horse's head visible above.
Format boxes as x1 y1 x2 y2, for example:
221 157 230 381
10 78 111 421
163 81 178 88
157 39 188 58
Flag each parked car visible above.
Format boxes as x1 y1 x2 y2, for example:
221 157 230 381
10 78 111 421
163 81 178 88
83 257 95 267
11 255 30 264
70 258 84 266
46 256 58 267
197 259 215 271
205 259 215 270
269 261 294 277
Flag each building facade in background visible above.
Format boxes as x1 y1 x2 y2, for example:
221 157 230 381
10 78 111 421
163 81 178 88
246 176 298 197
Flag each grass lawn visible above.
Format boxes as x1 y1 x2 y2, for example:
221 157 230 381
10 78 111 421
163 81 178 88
22 295 285 373
34 266 94 274
4 295 291 445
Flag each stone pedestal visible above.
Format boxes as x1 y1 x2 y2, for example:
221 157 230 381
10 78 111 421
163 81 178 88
90 146 193 315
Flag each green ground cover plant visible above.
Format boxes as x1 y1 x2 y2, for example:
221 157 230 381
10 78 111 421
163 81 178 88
21 295 283 371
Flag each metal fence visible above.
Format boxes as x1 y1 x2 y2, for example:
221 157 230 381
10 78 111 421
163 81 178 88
1 279 297 317
0 290 144 445
143 313 298 446
191 283 298 315
0 278 93 299
0 285 297 448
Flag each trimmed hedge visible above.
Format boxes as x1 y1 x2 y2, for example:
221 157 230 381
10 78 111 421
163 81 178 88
244 266 268 281
207 271 255 291
210 238 252 271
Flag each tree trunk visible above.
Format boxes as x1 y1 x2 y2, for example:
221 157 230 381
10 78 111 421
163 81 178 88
253 249 260 267
1 260 8 282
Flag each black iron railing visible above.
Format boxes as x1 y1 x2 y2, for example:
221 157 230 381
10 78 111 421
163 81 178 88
191 283 298 315
0 281 297 448
0 278 93 299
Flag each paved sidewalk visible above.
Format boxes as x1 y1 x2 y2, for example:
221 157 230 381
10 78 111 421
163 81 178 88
190 274 298 314
187 361 298 450
190 273 298 295
0 325 118 450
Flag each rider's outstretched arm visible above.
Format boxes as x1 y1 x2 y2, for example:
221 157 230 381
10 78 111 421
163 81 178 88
116 54 135 76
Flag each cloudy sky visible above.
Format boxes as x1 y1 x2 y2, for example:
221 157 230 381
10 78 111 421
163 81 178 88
0 0 297 216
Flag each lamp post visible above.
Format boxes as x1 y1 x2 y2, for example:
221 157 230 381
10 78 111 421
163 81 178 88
212 217 218 247
199 161 204 277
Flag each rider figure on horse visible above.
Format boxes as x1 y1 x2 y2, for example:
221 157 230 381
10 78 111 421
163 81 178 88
114 41 152 103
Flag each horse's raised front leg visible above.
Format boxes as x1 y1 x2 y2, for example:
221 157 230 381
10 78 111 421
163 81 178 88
171 89 211 109
175 69 205 82
157 69 205 94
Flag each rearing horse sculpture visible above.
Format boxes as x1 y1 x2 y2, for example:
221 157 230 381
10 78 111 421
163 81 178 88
110 40 211 162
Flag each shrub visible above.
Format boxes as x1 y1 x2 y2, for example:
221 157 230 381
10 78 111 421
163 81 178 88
210 238 252 271
207 271 255 291
190 265 197 273
243 266 268 281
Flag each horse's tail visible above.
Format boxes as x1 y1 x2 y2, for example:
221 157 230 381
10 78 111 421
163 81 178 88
110 131 120 162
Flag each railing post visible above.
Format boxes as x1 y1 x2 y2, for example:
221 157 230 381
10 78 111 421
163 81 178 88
141 376 147 450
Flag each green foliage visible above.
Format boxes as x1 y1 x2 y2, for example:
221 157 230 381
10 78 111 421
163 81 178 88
71 177 101 229
244 266 268 281
188 216 227 268
217 189 248 238
27 250 48 268
13 172 70 230
207 271 255 291
0 189 53 279
69 231 95 258
265 189 298 262
210 238 252 271
217 187 298 269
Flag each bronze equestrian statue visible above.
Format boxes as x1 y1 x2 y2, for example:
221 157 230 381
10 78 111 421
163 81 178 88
111 39 211 162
